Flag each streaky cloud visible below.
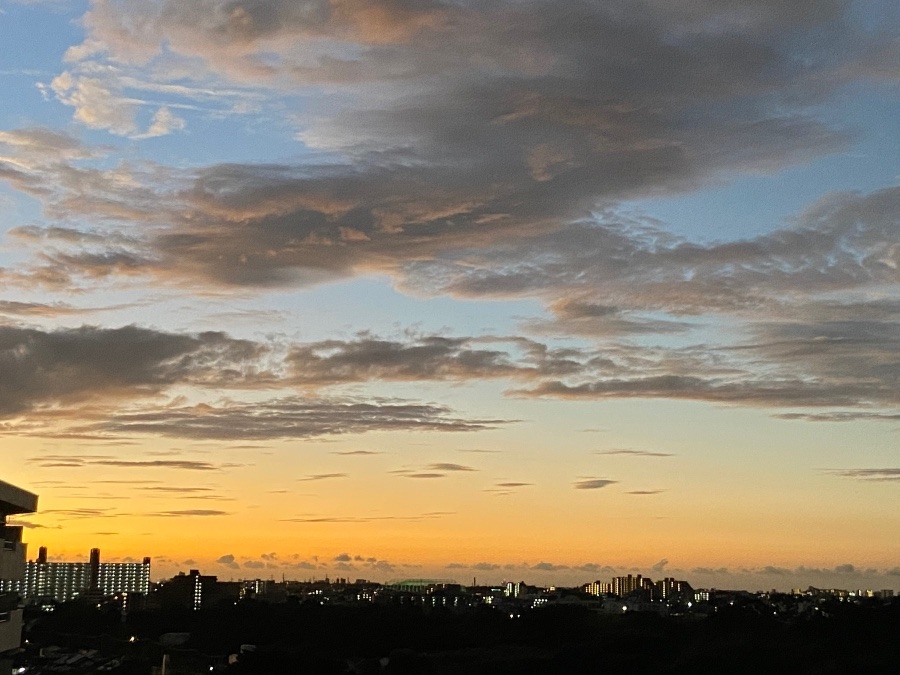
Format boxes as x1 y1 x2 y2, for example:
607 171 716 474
573 478 618 490
596 449 674 457
825 468 900 482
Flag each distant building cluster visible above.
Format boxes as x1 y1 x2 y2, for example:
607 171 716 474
584 574 693 601
792 586 894 600
0 547 150 609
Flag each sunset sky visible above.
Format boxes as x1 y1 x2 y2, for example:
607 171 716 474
1 0 897 591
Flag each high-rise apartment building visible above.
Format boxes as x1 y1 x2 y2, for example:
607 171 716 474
655 577 693 600
584 580 611 596
1 548 151 605
0 479 38 660
612 574 647 597
154 569 240 610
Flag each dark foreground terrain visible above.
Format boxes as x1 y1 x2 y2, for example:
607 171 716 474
19 597 900 674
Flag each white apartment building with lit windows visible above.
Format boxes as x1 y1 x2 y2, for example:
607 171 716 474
1 548 150 605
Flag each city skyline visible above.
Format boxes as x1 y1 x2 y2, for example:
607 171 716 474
11 543 898 599
15 540 900 594
1 1 898 593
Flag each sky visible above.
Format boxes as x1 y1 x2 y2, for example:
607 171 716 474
0 0 897 592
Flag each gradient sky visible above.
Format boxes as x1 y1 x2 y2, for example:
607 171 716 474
1 0 897 592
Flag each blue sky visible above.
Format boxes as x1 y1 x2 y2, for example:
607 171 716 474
0 0 897 590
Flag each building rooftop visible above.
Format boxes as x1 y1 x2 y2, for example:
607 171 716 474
0 479 38 517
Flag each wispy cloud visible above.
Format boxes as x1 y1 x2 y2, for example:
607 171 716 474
825 468 900 482
776 412 900 423
595 449 674 457
150 509 230 517
281 512 451 524
40 508 117 519
139 486 216 493
573 478 618 490
29 455 230 471
87 397 506 440
446 562 501 571
8 520 61 530
391 462 478 479
426 463 476 472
